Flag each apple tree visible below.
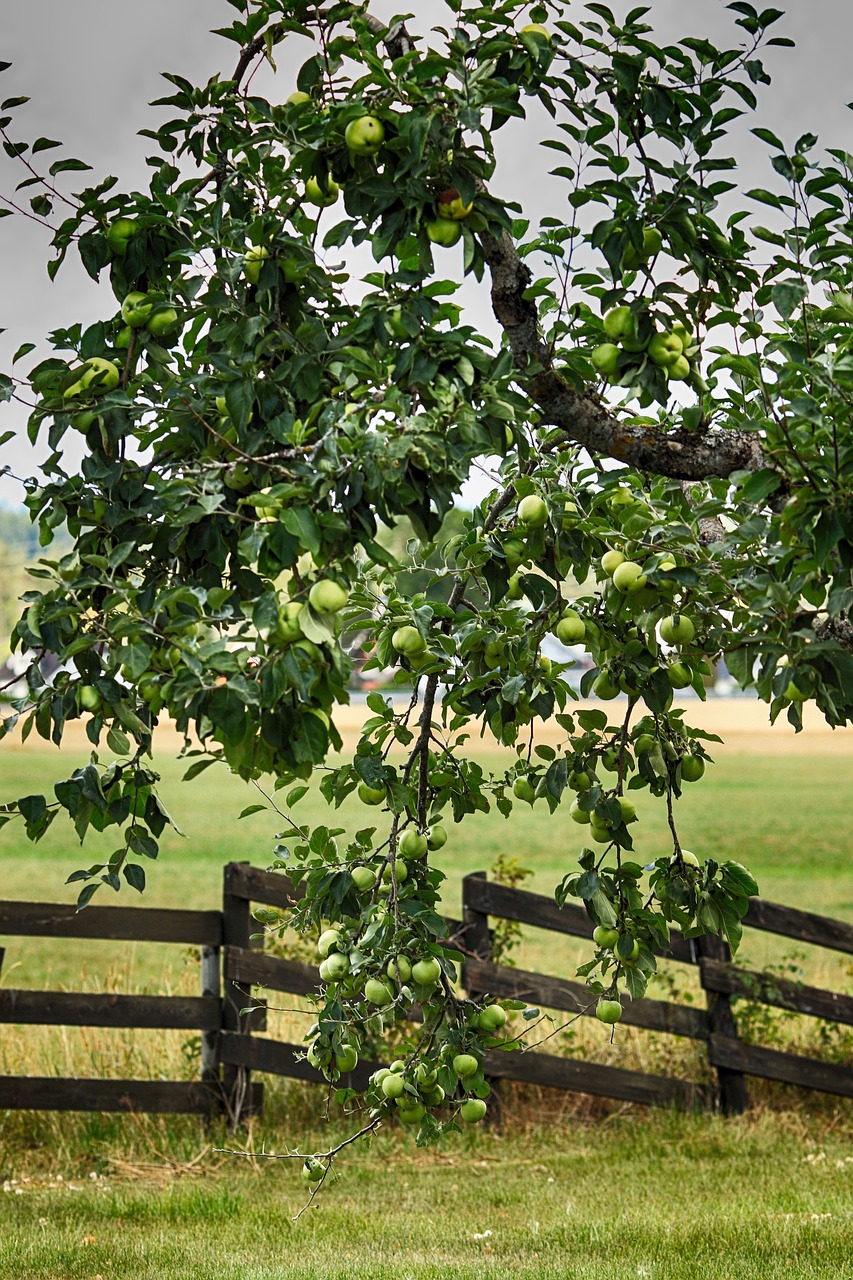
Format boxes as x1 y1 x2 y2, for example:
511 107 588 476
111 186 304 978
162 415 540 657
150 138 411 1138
2 0 853 1160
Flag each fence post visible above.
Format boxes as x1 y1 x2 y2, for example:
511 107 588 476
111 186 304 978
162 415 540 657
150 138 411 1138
200 943 221 1109
221 862 262 1127
696 933 750 1115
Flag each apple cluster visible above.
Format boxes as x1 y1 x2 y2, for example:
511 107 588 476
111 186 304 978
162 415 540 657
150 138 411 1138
592 306 699 393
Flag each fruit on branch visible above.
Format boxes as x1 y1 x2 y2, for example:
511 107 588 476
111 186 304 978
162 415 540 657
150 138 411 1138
513 777 537 803
381 859 407 883
381 1073 405 1099
351 865 377 892
660 614 695 646
304 175 340 207
364 977 394 1005
411 956 442 986
399 829 428 859
357 781 386 805
596 998 623 1024
621 225 663 269
615 936 640 962
647 331 684 368
317 928 342 958
570 800 590 824
121 292 155 328
335 1044 359 1072
243 244 270 284
320 951 350 981
503 537 528 571
426 824 448 850
666 354 691 381
592 671 620 700
287 91 312 106
459 1098 488 1122
436 187 473 220
603 306 636 343
593 925 619 949
398 1103 427 1125
611 560 648 594
520 23 550 40
478 1004 507 1032
63 358 120 400
386 955 412 984
345 115 385 155
668 660 693 689
600 549 626 575
426 217 462 247
147 306 179 338
77 685 101 712
555 609 585 645
302 1157 327 1183
591 343 620 374
673 849 701 868
392 625 426 656
308 579 348 614
452 1053 479 1077
105 217 138 256
517 494 549 527
680 755 705 782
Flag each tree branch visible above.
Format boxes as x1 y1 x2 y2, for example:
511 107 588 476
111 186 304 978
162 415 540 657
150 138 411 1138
362 14 415 60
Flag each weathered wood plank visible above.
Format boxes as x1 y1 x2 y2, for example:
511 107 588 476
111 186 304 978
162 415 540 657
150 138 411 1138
462 879 695 963
0 901 221 946
743 899 853 955
225 947 319 998
701 958 853 1026
708 1035 853 1098
223 863 302 910
465 957 709 1040
0 991 219 1030
219 1032 379 1092
0 1077 258 1114
483 1048 706 1109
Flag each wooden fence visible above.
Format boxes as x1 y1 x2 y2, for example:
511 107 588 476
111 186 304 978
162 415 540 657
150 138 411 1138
2 862 853 1121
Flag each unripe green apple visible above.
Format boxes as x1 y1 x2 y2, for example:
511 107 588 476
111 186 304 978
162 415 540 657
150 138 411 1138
381 1073 405 1099
148 306 179 338
570 800 590 825
287 91 312 106
611 561 648 594
357 781 386 806
660 614 695 646
114 325 133 350
681 755 705 782
399 829 428 860
452 1053 479 1078
603 306 636 342
556 610 586 644
411 956 442 986
673 849 700 868
520 22 550 40
121 292 155 328
71 410 99 432
647 331 684 367
507 574 524 601
243 244 270 285
105 217 138 256
666 354 691 381
593 925 619 949
596 998 623 1024
478 1004 507 1032
426 217 462 247
273 601 304 644
436 187 473 220
785 679 809 702
668 660 692 689
323 951 350 982
513 777 536 803
351 865 377 892
426 824 448 851
387 955 412 984
304 175 340 207
517 494 549 528
364 977 394 1005
317 928 342 959
570 770 593 792
77 684 101 712
63 358 120 400
345 115 385 155
308 579 348 614
591 343 620 374
335 1044 358 1072
615 937 640 962
593 671 621 700
398 1103 426 1125
600 549 626 574
460 1098 487 1122
302 1156 327 1182
392 625 426 657
381 858 407 884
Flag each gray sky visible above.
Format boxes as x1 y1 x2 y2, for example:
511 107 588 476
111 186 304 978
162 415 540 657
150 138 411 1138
2 1 851 505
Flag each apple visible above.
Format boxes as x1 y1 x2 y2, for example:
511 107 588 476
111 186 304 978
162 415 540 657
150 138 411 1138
121 292 155 328
673 849 700 868
411 956 442 986
668 660 692 689
596 998 623 1024
147 306 179 338
287 91 312 106
452 1053 479 1078
570 770 593 792
335 1044 359 1072
555 610 586 645
622 225 663 269
503 537 528 570
106 217 138 256
317 928 342 959
593 671 620 700
345 115 385 155
398 1103 426 1125
392 625 426 657
618 796 637 823
615 937 640 962
71 410 99 432
323 952 350 981
273 601 304 644
302 1156 327 1182
358 782 386 808
308 579 348 614
570 801 590 825
593 925 619 949
672 321 693 348
785 679 809 701
591 343 620 374
381 1073 405 1099
647 332 684 367
63 358 120 400
603 306 636 343
478 1005 507 1032
611 561 648 594
138 678 159 705
539 655 552 676
517 494 549 528
364 977 394 1005
351 865 377 893
387 956 412 984
400 829 428 860
426 218 462 247
600 549 625 575
666 354 691 381
77 685 101 712
660 614 695 646
243 245 270 285
427 824 448 850
436 187 473 220
381 859 407 884
304 175 340 207
520 23 550 40
681 755 705 782
513 777 536 803
460 1098 487 1123
634 732 656 754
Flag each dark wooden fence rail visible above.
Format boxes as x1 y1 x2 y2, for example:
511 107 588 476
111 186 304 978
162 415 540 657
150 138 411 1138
1 862 852 1120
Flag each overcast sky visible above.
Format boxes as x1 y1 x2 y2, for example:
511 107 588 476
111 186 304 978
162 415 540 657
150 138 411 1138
1 0 851 507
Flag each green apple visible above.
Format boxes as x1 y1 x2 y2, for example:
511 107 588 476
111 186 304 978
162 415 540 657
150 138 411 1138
357 781 386 806
452 1053 479 1078
673 849 700 868
622 225 663 269
411 956 442 986
351 865 377 893
397 1103 426 1125
304 175 340 207
672 321 693 348
570 800 590 825
615 937 640 962
505 572 522 599
399 829 428 860
317 928 342 959
647 332 684 367
387 955 412 984
513 777 536 803
596 998 623 1024
517 494 549 528
381 858 407 884
302 1156 327 1182
114 325 133 350
106 217 138 256
287 91 312 106
273 601 304 644
600 549 626 575
460 1098 487 1123
147 306 179 338
345 115 385 155
603 306 636 342
323 952 350 981
539 654 552 676
634 732 656 754
785 679 809 701
427 824 448 850
591 343 620 374
503 537 528 570
681 755 705 782
593 925 619 948
381 1073 405 1099
570 770 593 791
478 1005 507 1032
668 660 693 689
666 354 691 381
593 671 620 700
121 292 155 328
77 685 101 712
243 244 270 285
660 614 695 646
426 217 462 247
364 977 394 1005
71 410 99 432
520 23 550 40
308 579 348 614
436 187 473 220
392 625 426 657
555 610 586 645
618 796 637 824
63 358 120 400
335 1044 358 1072
611 561 647 594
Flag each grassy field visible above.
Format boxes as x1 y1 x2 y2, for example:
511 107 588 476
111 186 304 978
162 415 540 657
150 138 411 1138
2 699 853 1277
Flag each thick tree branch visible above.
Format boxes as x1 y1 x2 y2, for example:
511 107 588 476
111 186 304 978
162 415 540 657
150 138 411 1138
479 226 766 482
362 14 415 60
